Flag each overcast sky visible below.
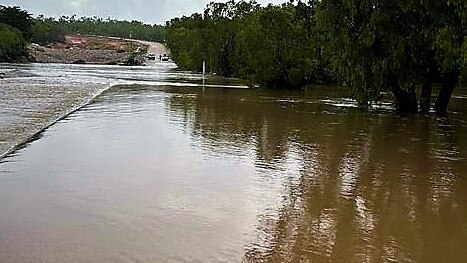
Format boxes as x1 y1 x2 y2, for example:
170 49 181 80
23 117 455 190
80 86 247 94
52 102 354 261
0 0 287 24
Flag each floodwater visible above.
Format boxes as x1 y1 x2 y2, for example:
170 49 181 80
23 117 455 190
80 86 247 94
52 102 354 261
0 62 466 262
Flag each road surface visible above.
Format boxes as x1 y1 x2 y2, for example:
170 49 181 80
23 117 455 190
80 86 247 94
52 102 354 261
135 40 169 57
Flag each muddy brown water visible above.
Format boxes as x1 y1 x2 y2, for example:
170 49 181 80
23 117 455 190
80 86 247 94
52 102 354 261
0 63 466 262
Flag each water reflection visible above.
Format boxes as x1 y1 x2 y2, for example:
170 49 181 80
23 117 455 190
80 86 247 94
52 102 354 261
165 87 467 262
0 62 245 158
0 75 466 262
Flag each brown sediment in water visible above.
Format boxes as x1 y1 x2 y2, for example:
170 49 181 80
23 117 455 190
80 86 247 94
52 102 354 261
0 63 466 262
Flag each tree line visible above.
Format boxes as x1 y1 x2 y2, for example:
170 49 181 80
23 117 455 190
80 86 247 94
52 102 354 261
0 5 165 60
166 0 467 113
33 15 165 44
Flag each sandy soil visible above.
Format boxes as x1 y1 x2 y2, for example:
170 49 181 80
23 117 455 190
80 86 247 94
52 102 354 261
28 35 164 65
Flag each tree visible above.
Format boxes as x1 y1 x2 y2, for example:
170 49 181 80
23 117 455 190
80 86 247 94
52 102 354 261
32 16 65 45
317 0 467 113
0 5 32 62
0 22 25 61
0 5 33 40
166 14 207 71
166 0 335 88
38 15 166 43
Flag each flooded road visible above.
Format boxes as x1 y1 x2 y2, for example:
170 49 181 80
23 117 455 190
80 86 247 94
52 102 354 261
0 62 466 262
0 62 219 158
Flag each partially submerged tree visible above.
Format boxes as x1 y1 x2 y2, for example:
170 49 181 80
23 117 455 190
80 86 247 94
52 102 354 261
317 0 467 113
166 0 335 88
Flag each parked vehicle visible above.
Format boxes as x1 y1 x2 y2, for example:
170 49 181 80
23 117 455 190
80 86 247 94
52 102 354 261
161 54 170 61
146 53 156 60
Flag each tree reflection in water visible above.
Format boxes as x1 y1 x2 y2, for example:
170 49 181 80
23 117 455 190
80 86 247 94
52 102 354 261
167 86 467 263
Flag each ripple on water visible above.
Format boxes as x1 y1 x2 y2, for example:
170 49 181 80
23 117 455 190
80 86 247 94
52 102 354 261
0 62 184 159
1 64 467 262
0 77 107 158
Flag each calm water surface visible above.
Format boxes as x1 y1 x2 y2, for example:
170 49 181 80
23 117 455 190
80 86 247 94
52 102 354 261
0 63 466 262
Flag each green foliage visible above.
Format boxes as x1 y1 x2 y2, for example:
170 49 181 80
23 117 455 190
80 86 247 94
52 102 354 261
0 6 31 61
0 22 26 61
317 0 467 111
0 5 33 40
55 16 166 42
167 0 466 112
2 4 165 45
29 16 167 45
0 5 165 61
2 1 465 112
31 16 65 45
166 0 336 89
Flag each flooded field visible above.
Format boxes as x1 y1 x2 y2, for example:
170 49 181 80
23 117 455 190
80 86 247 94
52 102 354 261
0 62 466 262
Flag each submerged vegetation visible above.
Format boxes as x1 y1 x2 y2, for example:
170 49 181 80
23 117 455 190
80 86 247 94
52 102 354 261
166 0 467 113
167 1 336 89
1 1 466 113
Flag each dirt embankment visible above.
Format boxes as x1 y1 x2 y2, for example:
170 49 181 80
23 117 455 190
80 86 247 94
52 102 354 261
29 35 148 64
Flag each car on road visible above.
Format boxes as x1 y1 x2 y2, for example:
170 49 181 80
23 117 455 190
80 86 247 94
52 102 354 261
161 54 170 61
146 53 156 60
